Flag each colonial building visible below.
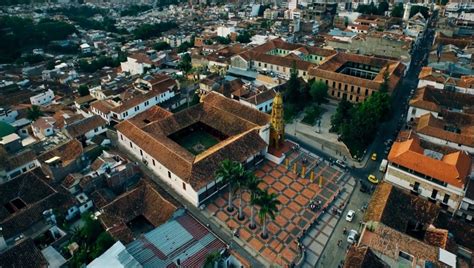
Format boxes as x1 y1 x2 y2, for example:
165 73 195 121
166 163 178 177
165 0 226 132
385 133 472 212
115 92 270 207
308 52 405 103
230 38 336 81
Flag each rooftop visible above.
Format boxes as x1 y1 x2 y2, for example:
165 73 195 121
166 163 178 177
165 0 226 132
115 92 269 190
410 85 474 114
387 134 472 188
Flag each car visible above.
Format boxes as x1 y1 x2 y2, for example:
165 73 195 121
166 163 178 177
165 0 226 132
371 153 377 161
345 210 355 222
347 229 358 244
335 159 347 169
368 174 379 184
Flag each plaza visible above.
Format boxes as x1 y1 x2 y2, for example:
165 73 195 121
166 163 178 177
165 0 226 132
205 142 352 266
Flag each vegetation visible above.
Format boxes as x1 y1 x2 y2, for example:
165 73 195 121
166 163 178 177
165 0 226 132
410 5 429 19
356 1 388 16
78 54 126 73
309 80 328 105
68 213 115 267
216 160 243 212
120 5 152 17
78 85 90 97
301 105 324 126
178 53 192 74
391 3 404 18
16 54 45 65
133 22 177 40
48 6 120 33
153 41 171 51
214 36 231 45
282 65 312 122
0 16 76 63
0 0 49 5
256 191 281 239
247 175 263 229
27 105 43 121
204 251 223 268
330 74 391 157
177 41 193 53
236 30 252 44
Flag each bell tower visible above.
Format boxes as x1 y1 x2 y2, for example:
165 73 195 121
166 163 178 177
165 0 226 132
270 92 284 149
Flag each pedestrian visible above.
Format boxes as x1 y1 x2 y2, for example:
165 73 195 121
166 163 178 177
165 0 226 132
343 227 347 235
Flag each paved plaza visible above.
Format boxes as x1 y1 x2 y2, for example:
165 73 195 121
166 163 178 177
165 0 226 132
205 144 352 266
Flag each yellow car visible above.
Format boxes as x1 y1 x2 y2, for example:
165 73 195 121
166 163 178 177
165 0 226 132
368 174 379 184
371 153 377 161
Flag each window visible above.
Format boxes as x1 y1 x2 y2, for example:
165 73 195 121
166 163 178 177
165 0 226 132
264 63 267 68
129 142 133 148
258 62 261 67
351 86 354 92
413 182 420 192
338 83 341 90
443 194 450 204
182 182 186 190
325 80 328 85
120 134 123 140
344 84 347 91
357 87 361 94
365 89 369 96
140 150 143 156
411 108 416 115
356 96 359 102
168 171 171 178
332 81 336 87
94 128 98 132
431 189 438 199
152 159 155 166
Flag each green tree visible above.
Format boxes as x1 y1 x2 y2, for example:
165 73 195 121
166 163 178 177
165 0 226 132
203 251 222 268
215 160 242 212
247 174 263 229
377 1 389 15
214 36 231 45
153 41 171 51
177 41 193 53
391 3 404 18
256 191 281 239
236 30 252 43
27 105 43 121
91 232 114 258
78 85 90 97
309 80 328 104
330 98 353 133
178 53 192 74
284 64 300 104
410 6 429 19
235 168 248 221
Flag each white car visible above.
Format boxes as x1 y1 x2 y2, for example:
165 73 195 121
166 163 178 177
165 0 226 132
347 229 358 244
345 210 355 222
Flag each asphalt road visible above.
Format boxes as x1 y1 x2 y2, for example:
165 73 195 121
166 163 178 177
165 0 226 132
313 11 439 268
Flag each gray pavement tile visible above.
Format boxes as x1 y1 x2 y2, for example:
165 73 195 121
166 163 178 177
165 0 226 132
305 250 318 265
309 241 324 254
308 227 318 237
322 225 332 236
317 232 329 245
328 217 338 228
302 236 313 246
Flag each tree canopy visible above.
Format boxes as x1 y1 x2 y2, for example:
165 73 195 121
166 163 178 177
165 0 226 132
410 5 429 19
356 1 388 16
391 3 404 18
153 41 171 51
0 16 76 63
309 80 328 104
133 22 177 40
78 85 90 97
236 31 252 43
178 53 192 74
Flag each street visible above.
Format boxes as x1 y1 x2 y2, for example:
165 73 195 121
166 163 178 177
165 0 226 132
312 10 438 268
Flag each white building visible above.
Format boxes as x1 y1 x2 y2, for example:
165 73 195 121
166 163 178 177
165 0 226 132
115 92 270 207
120 54 154 75
0 108 18 123
216 26 236 38
385 135 472 213
30 89 54 106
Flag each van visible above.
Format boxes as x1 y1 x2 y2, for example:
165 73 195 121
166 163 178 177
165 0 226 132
379 159 388 172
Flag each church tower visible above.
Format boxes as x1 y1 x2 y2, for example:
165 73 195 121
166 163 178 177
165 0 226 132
270 92 284 149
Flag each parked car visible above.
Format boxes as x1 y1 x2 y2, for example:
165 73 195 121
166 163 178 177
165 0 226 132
368 174 379 184
371 153 377 161
346 210 355 222
335 159 347 169
347 229 358 244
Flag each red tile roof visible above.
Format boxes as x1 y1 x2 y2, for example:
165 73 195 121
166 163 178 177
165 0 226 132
387 135 471 188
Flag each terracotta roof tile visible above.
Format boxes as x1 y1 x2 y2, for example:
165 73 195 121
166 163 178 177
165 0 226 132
65 115 106 138
38 139 83 167
387 135 471 188
0 239 48 268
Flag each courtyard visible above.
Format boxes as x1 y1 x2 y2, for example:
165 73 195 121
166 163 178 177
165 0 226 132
205 143 348 266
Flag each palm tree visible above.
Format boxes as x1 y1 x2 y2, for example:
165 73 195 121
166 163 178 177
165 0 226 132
236 169 250 221
215 160 242 212
203 251 222 268
246 174 263 229
257 191 281 239
26 105 43 121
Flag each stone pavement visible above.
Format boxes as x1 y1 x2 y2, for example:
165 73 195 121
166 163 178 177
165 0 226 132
204 145 350 266
301 176 356 267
